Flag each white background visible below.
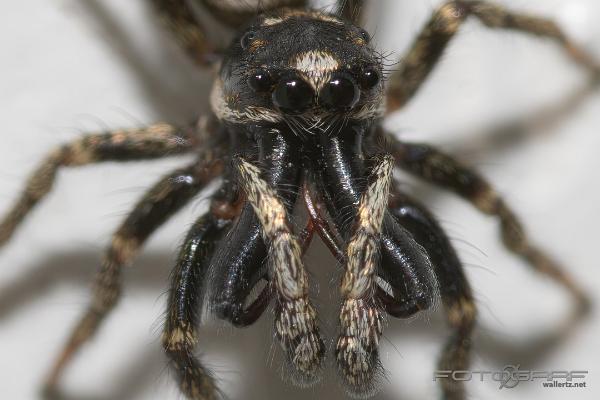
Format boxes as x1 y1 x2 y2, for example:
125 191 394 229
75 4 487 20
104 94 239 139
1 1 599 399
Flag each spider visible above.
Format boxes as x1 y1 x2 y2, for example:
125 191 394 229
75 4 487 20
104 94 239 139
0 0 596 399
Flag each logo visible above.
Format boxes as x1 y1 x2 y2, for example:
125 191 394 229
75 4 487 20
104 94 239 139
434 366 588 389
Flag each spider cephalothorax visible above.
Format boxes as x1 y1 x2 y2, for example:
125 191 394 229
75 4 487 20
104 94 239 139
0 1 595 400
212 8 385 126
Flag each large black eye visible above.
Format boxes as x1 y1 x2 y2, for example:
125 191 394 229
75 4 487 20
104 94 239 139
319 74 360 111
248 69 273 92
358 67 380 90
240 31 255 50
272 77 314 114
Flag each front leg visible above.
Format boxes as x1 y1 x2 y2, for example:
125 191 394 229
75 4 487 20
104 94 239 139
388 188 476 400
387 0 599 113
44 158 223 393
164 211 232 400
389 136 590 311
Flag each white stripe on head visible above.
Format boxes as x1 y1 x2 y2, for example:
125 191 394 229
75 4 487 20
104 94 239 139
292 51 340 90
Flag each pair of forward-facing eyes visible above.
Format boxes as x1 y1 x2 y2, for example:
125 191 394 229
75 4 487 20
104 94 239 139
236 27 380 114
244 66 381 114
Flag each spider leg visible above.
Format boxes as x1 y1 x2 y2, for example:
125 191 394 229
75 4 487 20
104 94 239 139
43 158 223 392
389 136 590 311
336 0 366 24
199 0 309 29
0 122 201 248
149 0 220 67
152 0 309 66
235 157 324 385
386 0 600 113
163 212 231 400
389 187 475 400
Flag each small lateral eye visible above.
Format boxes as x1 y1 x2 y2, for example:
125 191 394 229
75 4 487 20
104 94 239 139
248 69 273 92
358 28 371 43
240 31 255 50
358 67 380 90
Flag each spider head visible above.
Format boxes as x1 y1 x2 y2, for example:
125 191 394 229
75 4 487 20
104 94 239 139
212 9 385 126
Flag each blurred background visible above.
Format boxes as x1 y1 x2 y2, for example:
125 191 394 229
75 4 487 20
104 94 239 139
1 0 599 399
